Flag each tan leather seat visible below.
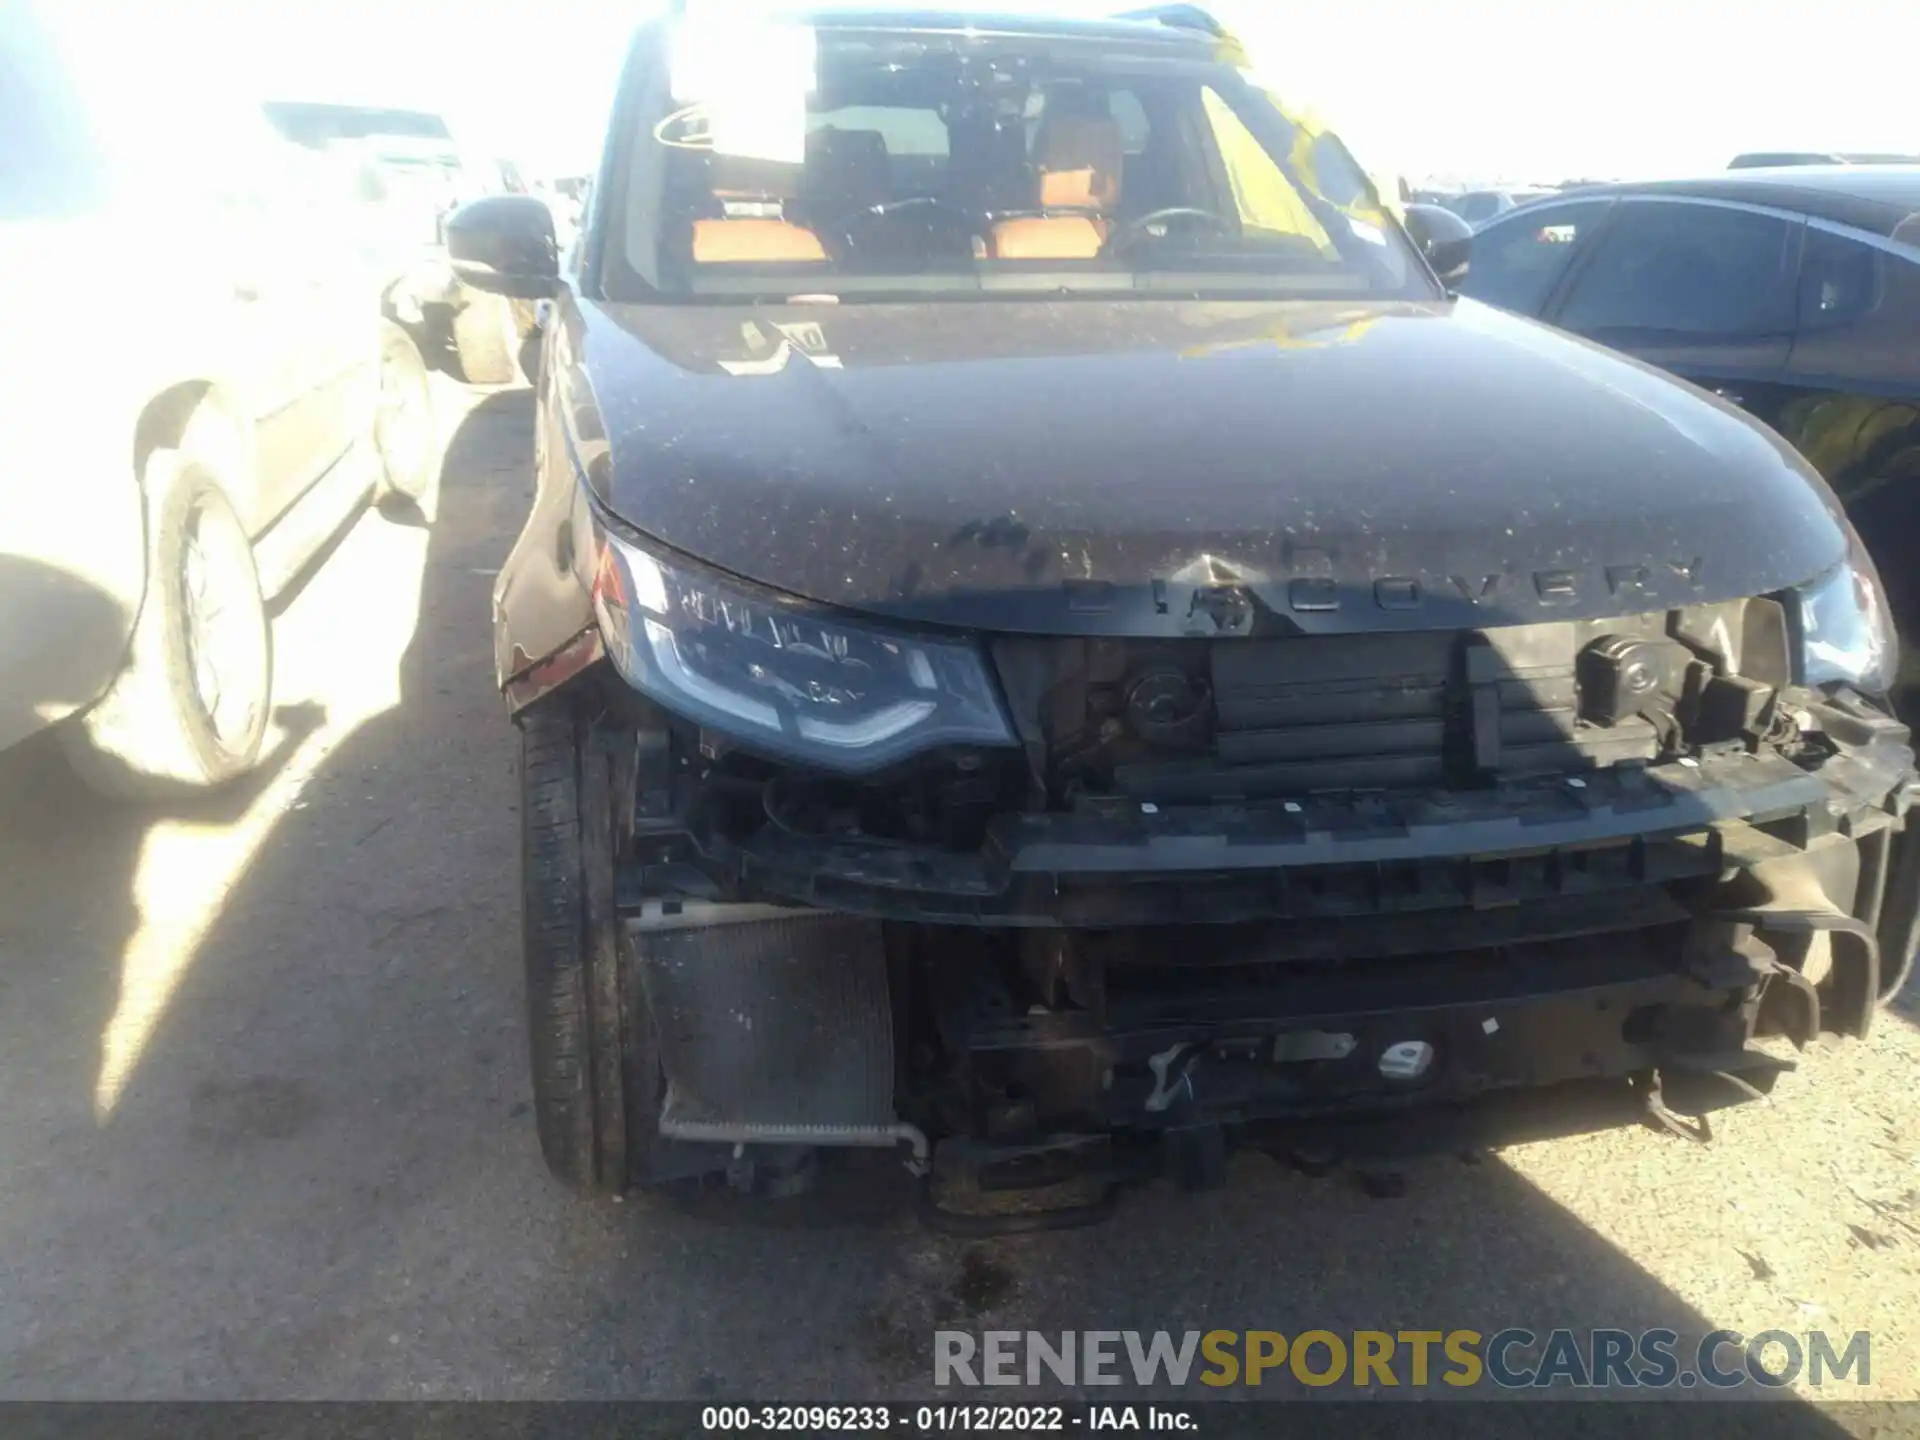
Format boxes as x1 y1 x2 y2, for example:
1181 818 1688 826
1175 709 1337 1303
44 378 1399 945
690 160 828 265
691 217 828 263
988 114 1124 260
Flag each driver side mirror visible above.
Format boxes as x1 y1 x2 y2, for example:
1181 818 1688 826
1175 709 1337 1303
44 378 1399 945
1401 203 1472 291
447 195 559 299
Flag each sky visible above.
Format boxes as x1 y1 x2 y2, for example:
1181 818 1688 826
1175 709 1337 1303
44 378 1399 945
110 0 1920 184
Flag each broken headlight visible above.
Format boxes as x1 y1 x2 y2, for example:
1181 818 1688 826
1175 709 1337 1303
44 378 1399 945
592 526 1015 771
1794 537 1897 695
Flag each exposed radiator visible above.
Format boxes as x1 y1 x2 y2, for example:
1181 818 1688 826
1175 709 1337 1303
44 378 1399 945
634 904 897 1130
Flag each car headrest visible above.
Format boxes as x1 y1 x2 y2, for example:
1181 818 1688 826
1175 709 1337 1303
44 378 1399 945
709 152 805 203
809 126 889 171
804 127 892 215
1034 115 1123 212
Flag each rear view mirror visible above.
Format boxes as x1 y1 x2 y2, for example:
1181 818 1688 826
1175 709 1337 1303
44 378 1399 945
1401 203 1472 290
447 195 558 299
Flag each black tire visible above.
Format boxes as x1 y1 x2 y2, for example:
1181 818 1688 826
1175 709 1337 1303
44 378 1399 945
62 414 271 798
518 328 545 390
452 291 518 385
373 320 436 508
520 706 659 1192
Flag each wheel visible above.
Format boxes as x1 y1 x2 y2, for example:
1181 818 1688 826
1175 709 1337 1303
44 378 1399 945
451 290 519 385
520 706 659 1192
373 320 436 508
518 327 545 391
509 298 545 386
62 413 271 798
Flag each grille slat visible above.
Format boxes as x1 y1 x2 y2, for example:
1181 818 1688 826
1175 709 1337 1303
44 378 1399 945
1115 751 1448 799
1215 717 1449 765
1209 633 1457 792
1199 627 1653 797
1007 625 1665 805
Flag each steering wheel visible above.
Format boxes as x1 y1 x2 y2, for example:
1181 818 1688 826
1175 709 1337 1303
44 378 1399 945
827 196 979 255
1107 207 1232 252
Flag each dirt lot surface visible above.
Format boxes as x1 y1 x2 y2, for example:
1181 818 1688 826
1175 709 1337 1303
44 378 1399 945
1 380 1916 1428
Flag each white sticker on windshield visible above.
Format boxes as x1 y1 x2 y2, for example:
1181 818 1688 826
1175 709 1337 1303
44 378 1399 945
671 17 816 165
1348 218 1387 246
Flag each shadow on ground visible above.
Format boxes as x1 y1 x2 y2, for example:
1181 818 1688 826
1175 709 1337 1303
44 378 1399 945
0 389 1871 1427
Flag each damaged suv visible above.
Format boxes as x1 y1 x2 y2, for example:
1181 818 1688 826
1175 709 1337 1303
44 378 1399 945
452 5 1920 1219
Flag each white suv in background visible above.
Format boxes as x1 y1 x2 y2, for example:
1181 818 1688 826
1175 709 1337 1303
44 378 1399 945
261 99 534 384
0 3 437 798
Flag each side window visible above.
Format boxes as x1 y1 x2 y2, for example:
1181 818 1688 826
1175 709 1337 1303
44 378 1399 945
200 117 297 220
1554 201 1800 338
1109 90 1150 156
1457 200 1610 315
199 115 365 281
1798 228 1880 332
1308 131 1372 211
1458 193 1502 225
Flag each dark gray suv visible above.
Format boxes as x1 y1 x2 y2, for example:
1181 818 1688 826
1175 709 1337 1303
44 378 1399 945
449 5 1920 1223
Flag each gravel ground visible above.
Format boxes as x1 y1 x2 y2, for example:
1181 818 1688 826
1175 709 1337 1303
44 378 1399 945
0 379 1916 1423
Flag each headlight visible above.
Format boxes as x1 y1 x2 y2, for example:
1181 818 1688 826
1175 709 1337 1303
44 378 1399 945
591 525 1015 772
1794 536 1898 695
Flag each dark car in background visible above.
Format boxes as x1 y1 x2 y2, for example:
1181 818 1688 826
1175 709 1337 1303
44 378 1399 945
1454 168 1920 636
451 6 1919 1221
1731 152 1920 170
1445 187 1558 225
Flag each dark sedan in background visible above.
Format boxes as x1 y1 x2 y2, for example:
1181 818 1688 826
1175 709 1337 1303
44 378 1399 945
1445 187 1559 225
1730 151 1920 170
1454 168 1920 634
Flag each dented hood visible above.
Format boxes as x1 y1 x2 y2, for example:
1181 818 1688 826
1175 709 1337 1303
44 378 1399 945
573 295 1849 636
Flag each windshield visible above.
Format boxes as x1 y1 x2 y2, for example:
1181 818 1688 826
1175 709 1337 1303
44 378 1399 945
602 19 1433 303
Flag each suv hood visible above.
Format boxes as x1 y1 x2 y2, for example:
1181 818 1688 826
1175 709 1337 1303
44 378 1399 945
572 296 1848 637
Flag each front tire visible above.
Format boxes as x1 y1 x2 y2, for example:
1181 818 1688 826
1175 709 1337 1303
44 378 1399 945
452 291 519 385
62 418 271 798
508 296 540 339
373 320 436 508
520 707 659 1192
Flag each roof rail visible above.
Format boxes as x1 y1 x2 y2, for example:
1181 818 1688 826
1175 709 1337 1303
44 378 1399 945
1112 5 1229 38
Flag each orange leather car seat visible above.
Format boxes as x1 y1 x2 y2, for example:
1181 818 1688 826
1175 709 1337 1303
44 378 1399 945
690 215 828 263
988 114 1124 261
692 152 828 263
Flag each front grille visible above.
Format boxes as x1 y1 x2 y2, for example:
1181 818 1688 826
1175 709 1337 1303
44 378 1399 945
1107 627 1659 802
1209 631 1455 789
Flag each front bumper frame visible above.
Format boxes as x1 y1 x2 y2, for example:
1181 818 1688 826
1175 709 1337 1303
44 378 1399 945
647 695 1917 932
597 675 1918 1208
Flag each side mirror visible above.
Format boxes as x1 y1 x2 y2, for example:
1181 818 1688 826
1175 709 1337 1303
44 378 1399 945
447 195 558 299
1401 203 1472 291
